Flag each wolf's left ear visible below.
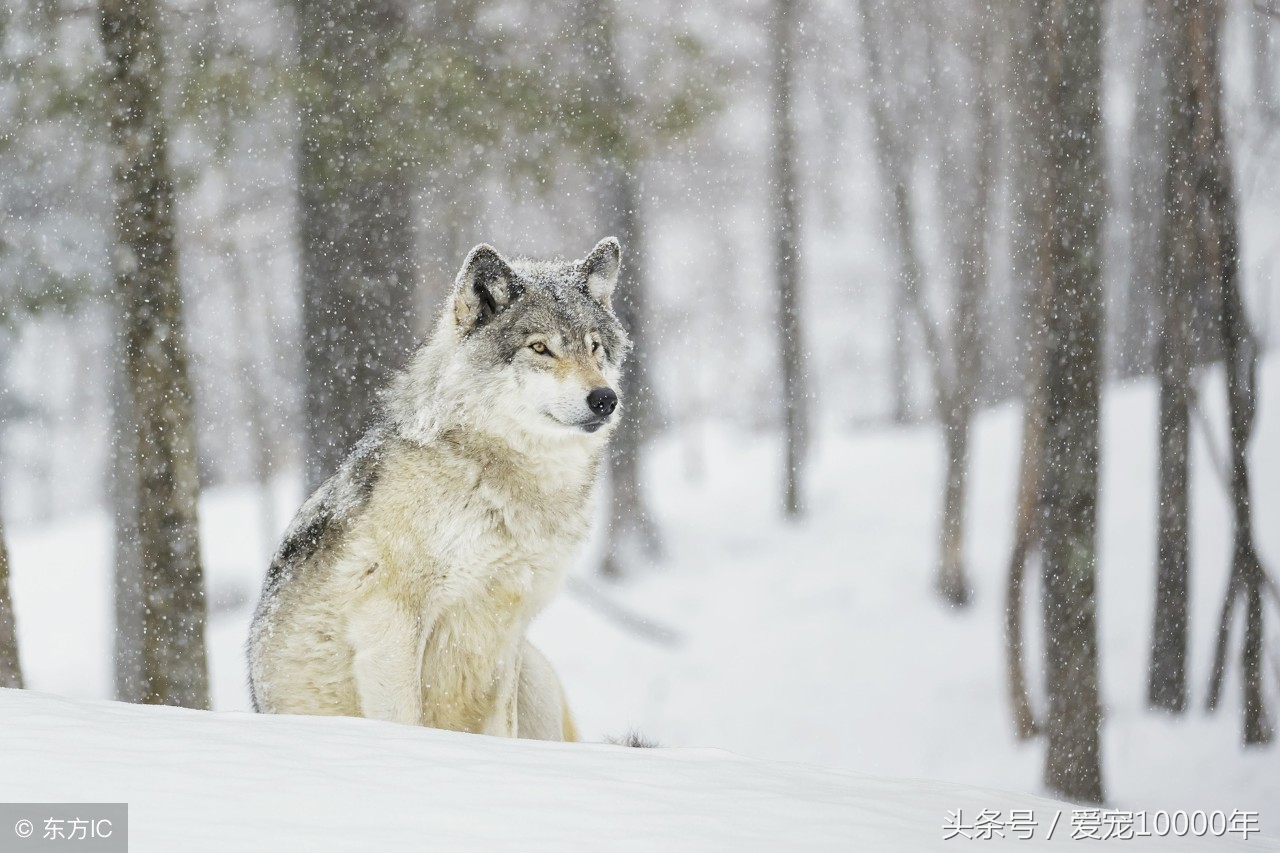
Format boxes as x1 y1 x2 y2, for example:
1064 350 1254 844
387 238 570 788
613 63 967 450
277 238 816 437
580 237 621 307
455 244 519 332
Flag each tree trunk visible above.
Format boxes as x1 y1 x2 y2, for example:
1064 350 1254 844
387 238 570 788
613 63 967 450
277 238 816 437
109 318 145 703
297 0 418 492
577 0 663 579
1033 0 1106 804
100 0 210 709
1002 0 1050 741
858 0 918 427
1120 8 1171 379
0 512 22 690
1195 0 1272 746
771 0 807 518
1147 0 1198 715
935 4 995 607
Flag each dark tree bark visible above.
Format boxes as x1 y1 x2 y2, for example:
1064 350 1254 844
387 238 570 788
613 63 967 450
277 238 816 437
0 512 22 689
1196 0 1273 746
1032 0 1106 804
109 324 145 703
770 0 807 517
100 0 210 708
579 0 663 578
297 0 418 492
1147 0 1197 715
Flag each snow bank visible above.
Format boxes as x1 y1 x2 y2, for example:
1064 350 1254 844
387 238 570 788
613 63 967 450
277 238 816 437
3 688 1273 851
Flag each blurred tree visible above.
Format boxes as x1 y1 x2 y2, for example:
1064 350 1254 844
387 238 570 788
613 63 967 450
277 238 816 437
1147 0 1197 715
1118 7 1169 380
1032 0 1106 804
100 0 210 708
296 0 418 493
1001 0 1049 742
861 0 994 605
770 0 807 517
578 0 663 577
926 1 996 607
857 0 922 428
1196 0 1274 747
0 513 21 689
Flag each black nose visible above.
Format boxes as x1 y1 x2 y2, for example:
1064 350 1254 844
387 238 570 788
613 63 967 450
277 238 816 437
586 387 618 418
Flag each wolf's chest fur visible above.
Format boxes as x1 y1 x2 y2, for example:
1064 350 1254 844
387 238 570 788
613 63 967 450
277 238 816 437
347 431 597 606
303 431 599 731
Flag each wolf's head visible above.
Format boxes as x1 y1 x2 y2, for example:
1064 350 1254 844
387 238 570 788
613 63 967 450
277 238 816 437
389 238 632 448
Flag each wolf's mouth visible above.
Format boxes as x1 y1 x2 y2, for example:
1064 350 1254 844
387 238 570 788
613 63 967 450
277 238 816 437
544 412 610 433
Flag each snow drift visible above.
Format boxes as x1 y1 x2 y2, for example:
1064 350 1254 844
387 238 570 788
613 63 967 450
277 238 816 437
1 689 1274 851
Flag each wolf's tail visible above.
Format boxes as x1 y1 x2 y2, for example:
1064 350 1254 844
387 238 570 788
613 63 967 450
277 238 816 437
608 731 658 748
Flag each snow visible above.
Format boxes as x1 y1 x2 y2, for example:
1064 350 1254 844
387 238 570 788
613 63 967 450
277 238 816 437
1 688 1273 851
4 358 1279 846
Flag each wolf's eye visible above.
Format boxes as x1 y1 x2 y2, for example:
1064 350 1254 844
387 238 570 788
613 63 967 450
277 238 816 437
590 340 600 354
529 341 549 355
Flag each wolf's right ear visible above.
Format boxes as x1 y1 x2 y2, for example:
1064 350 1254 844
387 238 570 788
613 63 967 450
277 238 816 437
580 237 621 307
454 244 519 332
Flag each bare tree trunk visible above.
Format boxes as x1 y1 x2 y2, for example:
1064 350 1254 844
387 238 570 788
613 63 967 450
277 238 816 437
771 0 807 517
1033 0 1106 804
109 321 145 703
0 512 22 689
1002 0 1049 743
1147 0 1197 715
1005 260 1052 742
100 0 210 708
1196 0 1273 746
936 6 995 608
1121 8 1170 378
297 0 418 492
578 0 663 578
858 0 920 429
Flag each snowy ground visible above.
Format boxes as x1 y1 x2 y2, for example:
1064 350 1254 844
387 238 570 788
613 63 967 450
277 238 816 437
1 689 1275 851
5 360 1279 845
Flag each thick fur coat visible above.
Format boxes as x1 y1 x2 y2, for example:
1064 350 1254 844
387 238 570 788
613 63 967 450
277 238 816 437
247 238 630 740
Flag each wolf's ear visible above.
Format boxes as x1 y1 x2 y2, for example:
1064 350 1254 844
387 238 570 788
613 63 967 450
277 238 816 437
580 237 621 307
454 244 519 331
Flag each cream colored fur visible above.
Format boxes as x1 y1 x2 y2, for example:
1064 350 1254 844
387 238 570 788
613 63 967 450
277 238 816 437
249 242 626 741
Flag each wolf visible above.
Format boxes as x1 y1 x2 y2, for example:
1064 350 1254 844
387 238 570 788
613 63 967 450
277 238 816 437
247 237 630 741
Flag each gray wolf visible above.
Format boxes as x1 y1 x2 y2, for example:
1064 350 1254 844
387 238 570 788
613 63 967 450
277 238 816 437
247 238 630 741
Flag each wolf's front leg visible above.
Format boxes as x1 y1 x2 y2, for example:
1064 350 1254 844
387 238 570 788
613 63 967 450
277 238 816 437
480 645 522 738
347 596 424 726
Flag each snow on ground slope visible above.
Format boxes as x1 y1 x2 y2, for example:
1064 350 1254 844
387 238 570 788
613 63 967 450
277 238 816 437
2 688 1274 852
5 359 1279 831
